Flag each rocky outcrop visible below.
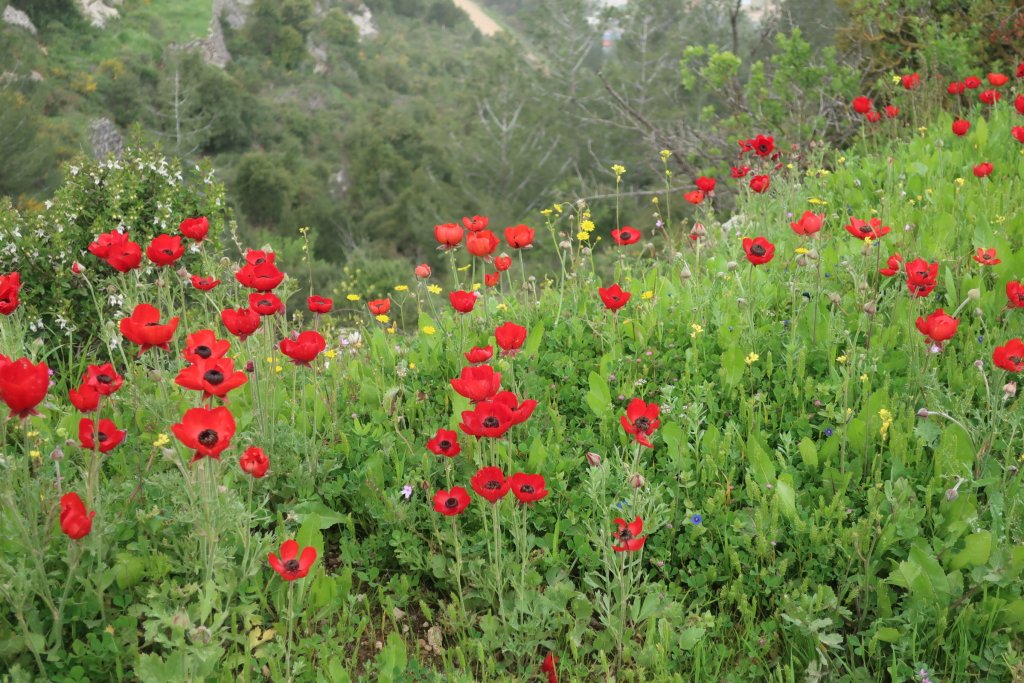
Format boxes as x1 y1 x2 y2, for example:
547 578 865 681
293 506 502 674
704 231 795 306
90 118 123 160
77 0 120 28
215 0 253 30
2 5 37 34
349 4 378 40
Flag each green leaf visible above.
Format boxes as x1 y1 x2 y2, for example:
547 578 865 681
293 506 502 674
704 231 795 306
798 437 818 469
586 371 612 419
524 321 545 356
873 627 901 643
746 436 775 486
950 531 992 570
774 475 797 521
527 436 547 471
295 513 325 560
678 626 706 650
660 421 684 456
292 500 349 529
114 552 146 589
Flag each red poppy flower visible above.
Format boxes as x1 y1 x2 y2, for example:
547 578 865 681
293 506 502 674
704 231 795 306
494 254 512 271
541 652 558 683
179 216 209 241
852 96 872 114
471 466 509 503
268 539 317 581
505 224 535 249
915 309 959 347
87 229 127 259
105 237 143 273
146 234 185 267
790 211 823 236
611 227 641 245
749 134 774 157
495 321 527 356
69 384 100 413
620 398 660 448
245 249 276 266
731 166 750 178
427 428 461 457
60 492 95 540
119 304 179 355
612 516 647 552
904 258 938 297
508 473 548 504
978 89 1001 105
742 237 775 265
973 162 993 178
84 363 123 396
987 72 1009 87
994 338 1024 372
172 406 236 463
248 292 283 316
307 295 332 314
879 252 902 277
78 417 126 453
1013 126 1024 144
963 76 981 89
484 272 500 287
684 190 705 205
459 400 515 439
0 357 48 419
884 105 899 119
973 247 1000 265
175 357 248 399
465 345 493 364
235 260 284 291
451 365 502 403
901 72 920 90
183 329 231 364
864 110 881 123
1007 281 1024 308
367 299 391 316
463 215 488 232
695 176 716 192
0 272 21 315
598 284 630 311
947 81 965 95
221 306 261 341
240 446 270 478
449 290 477 313
844 217 890 240
415 263 432 278
467 229 500 257
191 275 220 291
1015 94 1024 115
1018 62 1024 79
434 223 464 249
749 175 770 193
493 391 537 425
433 486 471 515
280 331 326 366
951 119 970 136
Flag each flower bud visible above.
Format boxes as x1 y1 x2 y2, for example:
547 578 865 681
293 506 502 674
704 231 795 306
245 360 255 373
680 263 692 280
415 263 431 279
72 261 85 274
629 473 646 489
1003 382 1017 398
559 240 571 250
916 408 930 418
944 487 958 502
50 447 64 462
691 222 707 238
726 261 738 271
974 307 984 318
967 288 980 301
828 293 842 305
863 302 877 316
586 452 602 467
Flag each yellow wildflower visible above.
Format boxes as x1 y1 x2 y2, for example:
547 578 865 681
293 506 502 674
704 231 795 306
745 352 759 365
641 290 654 300
375 314 390 323
807 197 827 205
422 326 436 335
427 284 442 294
580 220 595 232
859 374 868 382
394 285 409 292
577 231 590 240
995 215 1006 224
265 357 274 364
879 408 893 440
690 323 704 338
554 203 563 214
837 156 846 164
274 365 283 373
955 177 965 187
471 283 481 291
891 75 901 84
541 208 552 216
29 450 41 459
346 294 360 301
387 323 396 335
611 164 626 177
836 355 847 364
153 433 170 448
795 247 809 255
660 149 671 161
496 303 508 312
324 349 337 359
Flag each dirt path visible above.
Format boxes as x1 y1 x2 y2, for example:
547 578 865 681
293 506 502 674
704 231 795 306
452 0 503 36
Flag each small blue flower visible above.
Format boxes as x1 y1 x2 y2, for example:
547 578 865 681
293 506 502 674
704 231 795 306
977 336 984 343
824 272 831 278
824 428 834 437
616 499 628 509
691 514 703 525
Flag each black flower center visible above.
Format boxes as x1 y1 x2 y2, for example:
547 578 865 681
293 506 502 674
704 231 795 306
1010 356 1021 364
445 497 459 508
97 431 108 442
616 528 634 541
484 480 501 490
620 231 632 240
483 416 500 428
254 258 266 265
259 300 270 307
144 322 160 326
284 559 300 572
195 345 212 359
198 429 218 446
97 374 113 383
439 439 452 450
750 244 766 256
162 249 174 255
203 369 225 385
635 417 651 432
520 484 535 494
858 225 872 233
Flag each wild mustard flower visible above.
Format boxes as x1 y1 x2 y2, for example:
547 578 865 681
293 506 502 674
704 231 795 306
879 408 893 439
745 352 759 365
153 433 170 448
611 164 626 178
836 355 848 363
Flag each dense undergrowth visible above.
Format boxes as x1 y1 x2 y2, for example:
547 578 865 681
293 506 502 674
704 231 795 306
1 75 1024 682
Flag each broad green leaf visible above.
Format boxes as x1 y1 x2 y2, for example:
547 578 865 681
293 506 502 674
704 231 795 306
774 475 797 521
746 437 775 486
679 626 706 650
950 531 992 570
798 437 818 469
